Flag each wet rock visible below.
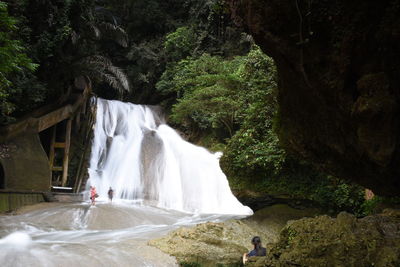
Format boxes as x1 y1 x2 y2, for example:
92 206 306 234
149 220 262 265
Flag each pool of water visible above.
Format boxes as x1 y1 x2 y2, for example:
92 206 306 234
0 201 245 267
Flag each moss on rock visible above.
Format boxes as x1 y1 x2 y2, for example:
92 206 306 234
149 220 260 266
248 209 400 267
150 207 400 266
149 204 320 266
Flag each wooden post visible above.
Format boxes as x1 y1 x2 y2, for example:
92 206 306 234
49 126 56 170
74 97 96 193
61 119 72 187
74 109 93 193
75 112 81 131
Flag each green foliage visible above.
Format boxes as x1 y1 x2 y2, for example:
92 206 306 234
219 47 285 177
310 177 366 216
0 1 43 124
164 26 197 62
360 197 381 216
102 0 252 103
2 0 252 116
0 0 133 124
0 0 82 123
360 196 400 216
286 227 297 244
157 46 273 141
162 54 244 137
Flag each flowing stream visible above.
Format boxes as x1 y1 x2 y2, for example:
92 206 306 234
0 99 252 266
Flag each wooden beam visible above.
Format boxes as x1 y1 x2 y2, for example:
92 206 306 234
37 105 73 132
54 142 66 148
0 85 91 143
61 119 72 187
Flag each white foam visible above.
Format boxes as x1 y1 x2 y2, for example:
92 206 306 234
0 232 32 248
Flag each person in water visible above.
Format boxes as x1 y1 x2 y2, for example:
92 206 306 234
242 236 267 264
90 186 98 205
108 187 114 202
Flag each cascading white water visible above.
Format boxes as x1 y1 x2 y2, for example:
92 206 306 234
88 98 253 215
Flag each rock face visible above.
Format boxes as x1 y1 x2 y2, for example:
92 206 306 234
149 204 319 265
248 210 400 267
149 220 264 265
228 0 400 196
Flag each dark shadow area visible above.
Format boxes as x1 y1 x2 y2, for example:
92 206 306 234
0 162 5 189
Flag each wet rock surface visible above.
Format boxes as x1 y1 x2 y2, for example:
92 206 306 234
150 220 262 265
227 0 400 196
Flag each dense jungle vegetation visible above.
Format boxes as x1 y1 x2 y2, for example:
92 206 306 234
1 0 388 215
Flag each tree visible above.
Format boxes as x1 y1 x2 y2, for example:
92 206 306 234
157 53 245 139
0 1 40 124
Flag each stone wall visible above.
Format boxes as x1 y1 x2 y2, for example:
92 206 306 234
0 133 51 191
0 191 44 213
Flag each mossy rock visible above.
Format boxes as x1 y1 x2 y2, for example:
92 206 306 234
247 209 400 267
149 220 264 266
149 204 320 266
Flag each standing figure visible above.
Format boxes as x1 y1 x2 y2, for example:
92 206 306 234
242 236 267 264
90 186 97 205
108 187 114 203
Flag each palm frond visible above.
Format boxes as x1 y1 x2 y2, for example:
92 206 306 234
97 22 128 47
81 55 130 93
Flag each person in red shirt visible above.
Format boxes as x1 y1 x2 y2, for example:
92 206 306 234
90 186 97 205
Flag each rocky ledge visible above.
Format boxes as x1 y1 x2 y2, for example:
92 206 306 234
150 207 400 267
149 204 319 266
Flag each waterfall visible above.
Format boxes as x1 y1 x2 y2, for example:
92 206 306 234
88 98 253 215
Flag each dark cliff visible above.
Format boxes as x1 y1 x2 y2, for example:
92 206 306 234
228 0 400 196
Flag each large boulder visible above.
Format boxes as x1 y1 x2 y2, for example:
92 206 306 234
149 220 262 265
228 0 400 196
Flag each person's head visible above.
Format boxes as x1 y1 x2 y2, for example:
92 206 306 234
251 236 262 248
